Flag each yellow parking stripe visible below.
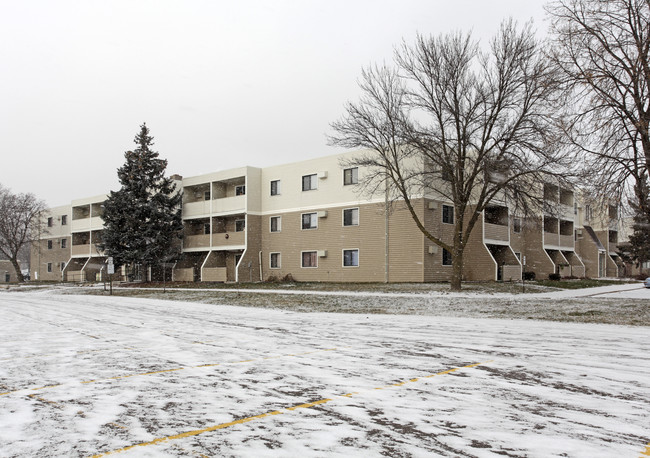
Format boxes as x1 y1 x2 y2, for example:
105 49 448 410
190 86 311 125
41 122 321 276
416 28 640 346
88 361 491 457
0 347 339 397
640 443 650 456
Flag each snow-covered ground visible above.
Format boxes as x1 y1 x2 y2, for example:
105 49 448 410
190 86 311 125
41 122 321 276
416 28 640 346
0 290 649 457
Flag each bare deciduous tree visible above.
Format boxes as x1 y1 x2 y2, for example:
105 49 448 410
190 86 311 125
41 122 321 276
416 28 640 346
547 0 650 213
0 185 47 282
330 20 569 290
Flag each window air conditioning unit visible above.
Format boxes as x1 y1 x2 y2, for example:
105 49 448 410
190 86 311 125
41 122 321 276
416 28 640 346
428 201 438 210
317 211 328 218
317 250 328 257
428 245 438 254
317 171 328 179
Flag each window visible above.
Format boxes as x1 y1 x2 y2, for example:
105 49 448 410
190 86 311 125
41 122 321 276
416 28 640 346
270 253 281 269
47 240 53 250
302 212 317 230
47 217 53 227
302 174 317 191
343 249 359 267
47 263 52 273
270 216 281 232
235 185 246 196
442 248 453 266
441 167 452 182
343 167 358 185
61 215 67 225
204 191 210 201
61 239 67 249
60 262 66 271
270 180 280 196
343 208 359 226
235 219 246 232
442 205 454 224
585 204 592 221
515 252 521 261
204 223 210 235
302 251 317 268
513 218 522 233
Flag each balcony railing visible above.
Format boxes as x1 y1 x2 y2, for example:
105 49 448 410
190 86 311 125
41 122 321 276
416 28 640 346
483 223 509 243
544 232 559 247
183 234 210 249
213 195 245 214
212 231 245 247
71 244 91 257
183 200 211 218
182 195 246 219
90 216 104 230
559 234 574 249
560 205 574 220
71 218 91 232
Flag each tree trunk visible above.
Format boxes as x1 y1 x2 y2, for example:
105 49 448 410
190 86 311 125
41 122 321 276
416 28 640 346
10 257 24 283
450 249 463 291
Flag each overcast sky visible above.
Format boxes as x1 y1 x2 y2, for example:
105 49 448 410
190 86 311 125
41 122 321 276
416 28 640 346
1 0 548 207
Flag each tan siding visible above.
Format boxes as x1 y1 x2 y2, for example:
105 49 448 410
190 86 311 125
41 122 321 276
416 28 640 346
576 235 599 278
464 213 497 281
261 202 389 282
30 238 71 281
521 217 555 278
239 215 262 282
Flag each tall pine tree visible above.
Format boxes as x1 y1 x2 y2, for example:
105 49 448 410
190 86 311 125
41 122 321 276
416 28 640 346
623 177 650 270
101 124 182 280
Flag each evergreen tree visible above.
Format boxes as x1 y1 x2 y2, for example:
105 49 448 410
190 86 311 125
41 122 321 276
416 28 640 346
624 178 650 269
101 124 182 279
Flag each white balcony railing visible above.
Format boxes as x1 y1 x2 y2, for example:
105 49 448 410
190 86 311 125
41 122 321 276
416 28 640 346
182 195 246 219
213 195 245 214
182 200 211 218
71 218 91 232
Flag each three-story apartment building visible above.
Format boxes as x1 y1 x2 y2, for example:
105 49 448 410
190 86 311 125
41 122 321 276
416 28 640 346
31 150 631 283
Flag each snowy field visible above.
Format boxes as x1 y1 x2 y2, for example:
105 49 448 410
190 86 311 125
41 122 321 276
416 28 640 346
1 289 649 457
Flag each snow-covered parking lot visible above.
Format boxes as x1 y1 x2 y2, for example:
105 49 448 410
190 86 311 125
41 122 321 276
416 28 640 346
1 289 649 457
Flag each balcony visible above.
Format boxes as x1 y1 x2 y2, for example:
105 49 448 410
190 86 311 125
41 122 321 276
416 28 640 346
183 200 212 218
559 204 574 220
544 232 559 247
559 234 574 249
182 195 246 218
90 216 104 231
213 195 245 214
72 244 91 257
184 234 210 249
71 218 91 232
483 223 509 243
212 231 245 247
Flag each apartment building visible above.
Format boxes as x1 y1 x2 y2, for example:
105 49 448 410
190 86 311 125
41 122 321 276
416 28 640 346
31 150 630 283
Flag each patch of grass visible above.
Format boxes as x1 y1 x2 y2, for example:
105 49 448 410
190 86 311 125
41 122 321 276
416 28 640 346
532 278 632 289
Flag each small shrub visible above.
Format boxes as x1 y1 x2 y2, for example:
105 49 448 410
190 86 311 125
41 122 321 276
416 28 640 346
548 273 561 281
281 273 295 282
265 275 279 283
522 271 536 281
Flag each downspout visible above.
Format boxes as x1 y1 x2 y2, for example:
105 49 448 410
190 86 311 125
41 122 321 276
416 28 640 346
385 178 389 283
259 251 263 282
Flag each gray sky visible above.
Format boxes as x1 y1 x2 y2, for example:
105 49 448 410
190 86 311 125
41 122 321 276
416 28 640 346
1 0 548 207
